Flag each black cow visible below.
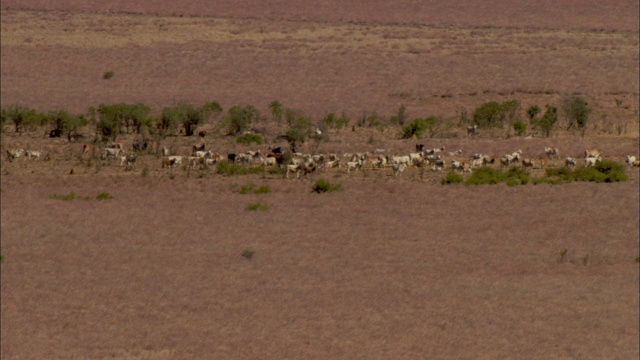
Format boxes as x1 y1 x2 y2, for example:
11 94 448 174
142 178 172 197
227 153 236 163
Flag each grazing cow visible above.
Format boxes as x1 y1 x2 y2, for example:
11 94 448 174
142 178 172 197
270 146 286 154
102 147 124 159
286 164 302 179
106 142 124 150
462 162 473 173
227 153 236 163
261 156 278 167
189 156 205 169
585 156 601 167
49 128 62 138
631 160 640 167
471 158 485 168
584 149 601 159
409 152 424 165
82 143 93 155
6 149 25 161
392 163 407 177
323 159 340 170
415 143 425 152
25 149 43 161
431 158 445 171
565 157 577 167
626 156 637 166
346 160 362 173
198 131 206 138
424 147 445 156
162 158 177 168
194 150 213 159
120 154 137 168
448 149 463 157
391 155 411 167
467 125 477 137
132 140 148 152
451 160 464 172
168 156 183 166
192 143 205 155
544 147 560 159
522 158 534 170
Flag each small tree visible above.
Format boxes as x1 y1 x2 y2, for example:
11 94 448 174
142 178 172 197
472 101 504 128
564 96 591 136
225 105 259 135
390 105 408 126
97 104 126 141
269 100 283 123
158 106 185 138
513 119 527 136
502 99 520 136
181 101 222 137
284 109 312 153
3 105 36 134
400 118 428 139
47 110 88 141
533 105 558 137
527 105 541 123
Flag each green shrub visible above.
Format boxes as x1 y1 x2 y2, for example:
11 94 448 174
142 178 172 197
50 192 91 201
534 161 627 184
504 166 529 186
400 118 428 139
241 248 255 259
441 171 464 184
513 119 527 136
96 192 114 201
312 178 343 193
465 167 506 185
103 71 115 80
246 202 269 211
239 184 271 194
236 132 263 145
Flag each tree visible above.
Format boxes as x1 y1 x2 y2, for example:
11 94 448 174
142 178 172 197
269 100 283 123
225 105 259 135
179 101 222 137
472 101 504 128
158 106 185 138
284 109 312 153
502 100 521 136
400 118 428 139
527 105 541 123
532 105 558 137
564 96 591 135
97 104 127 141
390 105 408 126
47 110 88 141
3 105 36 134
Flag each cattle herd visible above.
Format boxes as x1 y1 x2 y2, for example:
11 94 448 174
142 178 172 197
4 141 640 178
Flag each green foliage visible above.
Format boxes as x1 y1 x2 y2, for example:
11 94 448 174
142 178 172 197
472 101 504 128
239 184 272 194
400 118 428 139
225 105 259 135
158 106 184 137
3 104 37 134
141 166 150 177
527 105 541 123
241 248 255 259
103 71 115 80
96 192 114 201
284 109 312 152
181 101 222 136
312 178 343 193
530 105 558 137
513 119 527 136
534 161 627 184
322 112 350 130
96 103 151 140
236 132 263 145
465 167 506 185
441 171 464 184
50 192 91 201
246 202 269 211
47 109 88 141
269 100 283 123
465 166 528 186
216 161 264 176
564 96 591 131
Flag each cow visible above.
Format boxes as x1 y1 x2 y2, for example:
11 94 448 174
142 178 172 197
467 125 477 137
227 153 236 163
415 143 425 152
192 143 206 155
82 143 93 155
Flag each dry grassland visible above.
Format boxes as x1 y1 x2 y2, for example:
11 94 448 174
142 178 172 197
1 1 639 359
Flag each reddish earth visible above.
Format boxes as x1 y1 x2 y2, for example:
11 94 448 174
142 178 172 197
1 1 639 359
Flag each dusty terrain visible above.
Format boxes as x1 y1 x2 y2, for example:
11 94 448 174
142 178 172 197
1 1 639 359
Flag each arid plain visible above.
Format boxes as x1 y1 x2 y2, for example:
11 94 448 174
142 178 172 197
1 1 639 359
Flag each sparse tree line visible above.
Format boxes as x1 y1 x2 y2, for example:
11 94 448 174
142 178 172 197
0 95 600 148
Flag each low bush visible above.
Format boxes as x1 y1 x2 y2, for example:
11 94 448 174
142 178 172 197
465 167 506 185
236 133 263 145
246 202 269 211
534 160 627 184
312 178 343 193
239 184 271 194
504 166 529 186
441 171 464 184
241 248 255 259
96 192 114 201
50 192 91 201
